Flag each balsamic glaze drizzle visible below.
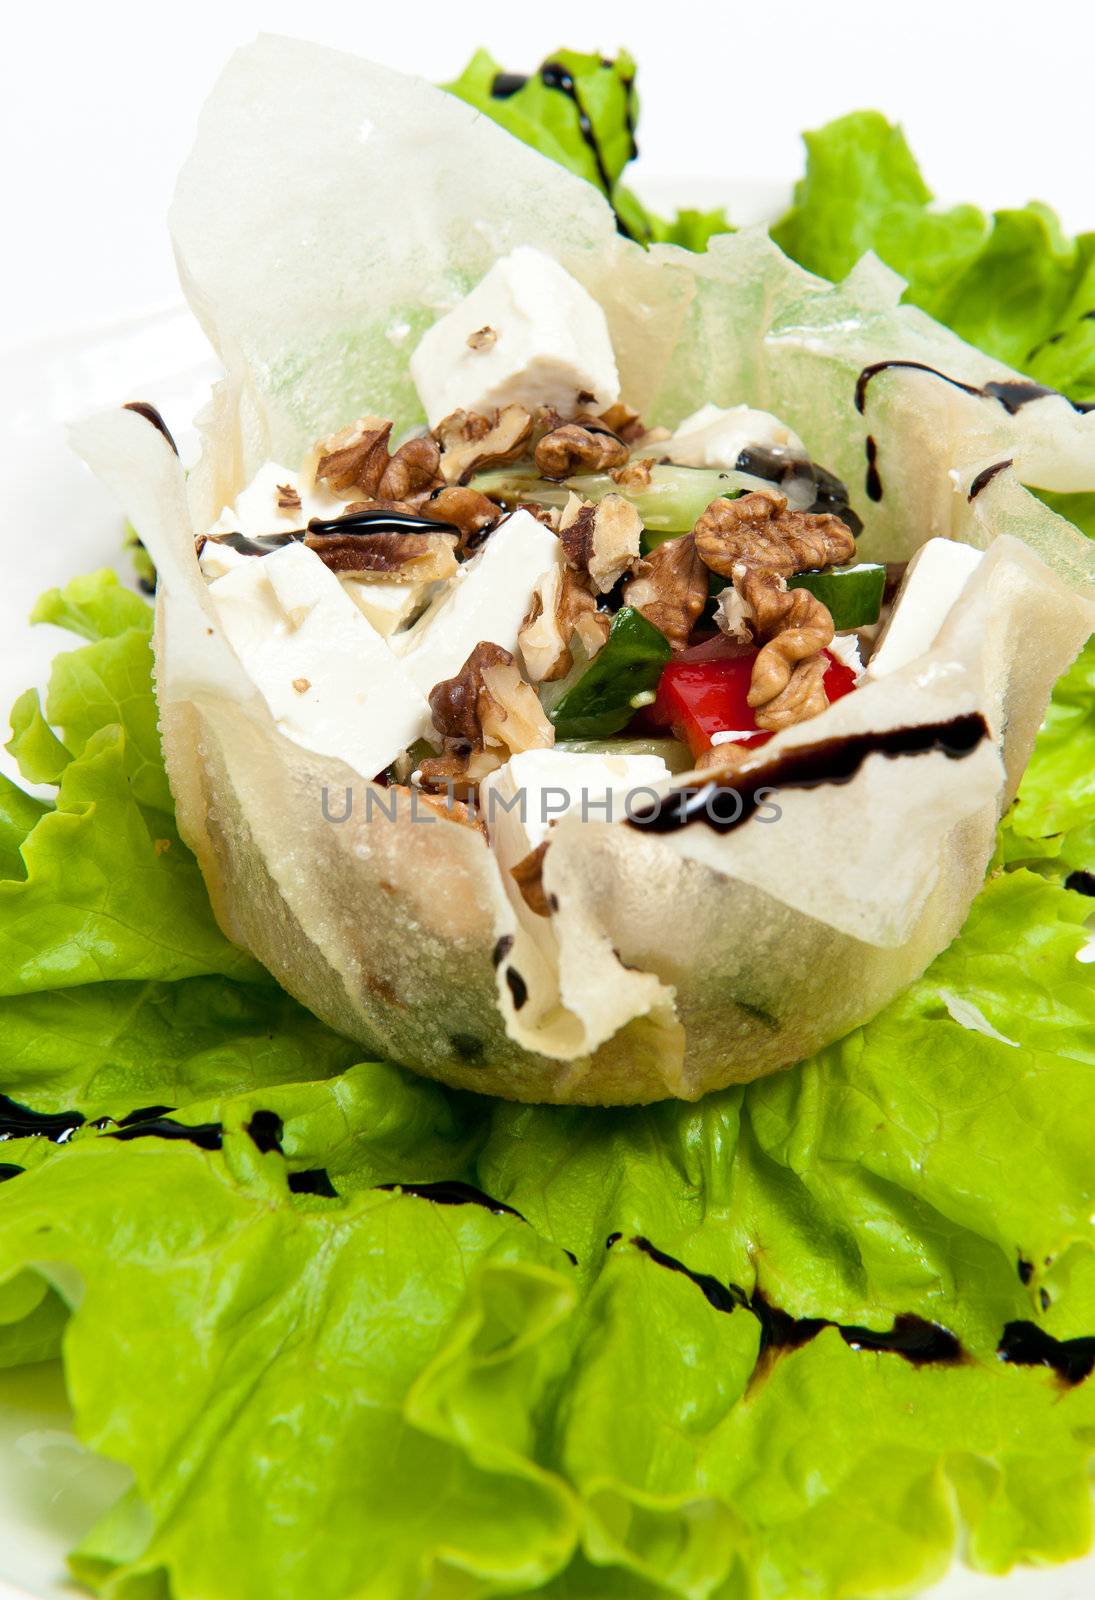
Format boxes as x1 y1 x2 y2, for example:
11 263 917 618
0 1163 24 1182
968 459 1014 501
123 401 180 455
855 360 1095 417
624 1237 963 1366
490 60 635 239
998 1321 1095 1386
305 508 460 538
246 1110 285 1155
109 1118 223 1152
209 506 461 560
0 1095 84 1145
628 713 990 836
865 435 883 502
288 1168 338 1198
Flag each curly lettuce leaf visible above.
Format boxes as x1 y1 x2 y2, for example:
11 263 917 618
1 1021 1094 1600
771 111 1095 405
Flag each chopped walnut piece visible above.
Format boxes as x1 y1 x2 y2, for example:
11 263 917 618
425 486 503 554
434 406 534 485
516 500 561 531
519 565 611 683
416 750 502 801
313 417 393 496
427 641 553 774
622 532 708 650
558 493 641 593
534 421 629 480
377 435 444 503
511 841 551 917
341 496 422 517
466 325 497 352
598 402 649 446
388 783 487 836
693 741 756 776
610 456 654 489
276 483 302 512
694 490 857 578
304 529 457 582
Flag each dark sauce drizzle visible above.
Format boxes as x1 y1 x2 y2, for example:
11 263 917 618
855 360 1095 417
864 436 883 502
491 61 635 239
109 1117 223 1152
628 713 989 836
211 506 460 560
0 1163 24 1182
624 1237 963 1366
123 401 179 455
968 459 1014 501
0 1094 84 1145
288 1167 338 1198
998 1321 1095 1386
246 1110 285 1154
378 1179 578 1263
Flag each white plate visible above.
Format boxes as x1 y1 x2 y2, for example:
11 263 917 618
0 186 1092 1600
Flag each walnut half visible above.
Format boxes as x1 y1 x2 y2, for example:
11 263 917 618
434 406 534 485
694 490 857 578
304 530 457 582
534 421 629 480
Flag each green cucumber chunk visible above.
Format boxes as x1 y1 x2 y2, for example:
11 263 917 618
471 464 750 534
555 736 694 774
787 563 885 629
547 607 670 740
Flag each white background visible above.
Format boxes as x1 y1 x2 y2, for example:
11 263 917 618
2 0 1094 348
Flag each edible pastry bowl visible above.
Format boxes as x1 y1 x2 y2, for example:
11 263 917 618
74 37 1095 1105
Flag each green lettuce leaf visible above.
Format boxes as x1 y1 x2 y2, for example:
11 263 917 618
771 111 1095 404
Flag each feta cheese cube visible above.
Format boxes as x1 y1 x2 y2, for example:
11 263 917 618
341 575 434 638
396 509 563 696
481 749 672 877
410 247 620 428
209 541 430 779
206 459 345 539
665 404 807 472
866 538 984 679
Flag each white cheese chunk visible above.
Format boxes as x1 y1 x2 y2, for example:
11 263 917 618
207 459 345 538
396 509 563 696
664 404 807 472
410 246 620 429
481 750 672 876
198 540 252 581
826 632 864 676
341 575 434 638
866 538 984 680
208 541 430 779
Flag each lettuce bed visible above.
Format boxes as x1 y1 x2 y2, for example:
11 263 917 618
1 62 1094 1600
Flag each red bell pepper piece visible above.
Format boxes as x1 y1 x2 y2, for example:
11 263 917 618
652 649 857 759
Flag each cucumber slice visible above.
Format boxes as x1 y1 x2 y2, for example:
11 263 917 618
787 564 885 630
471 464 755 535
555 737 694 774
